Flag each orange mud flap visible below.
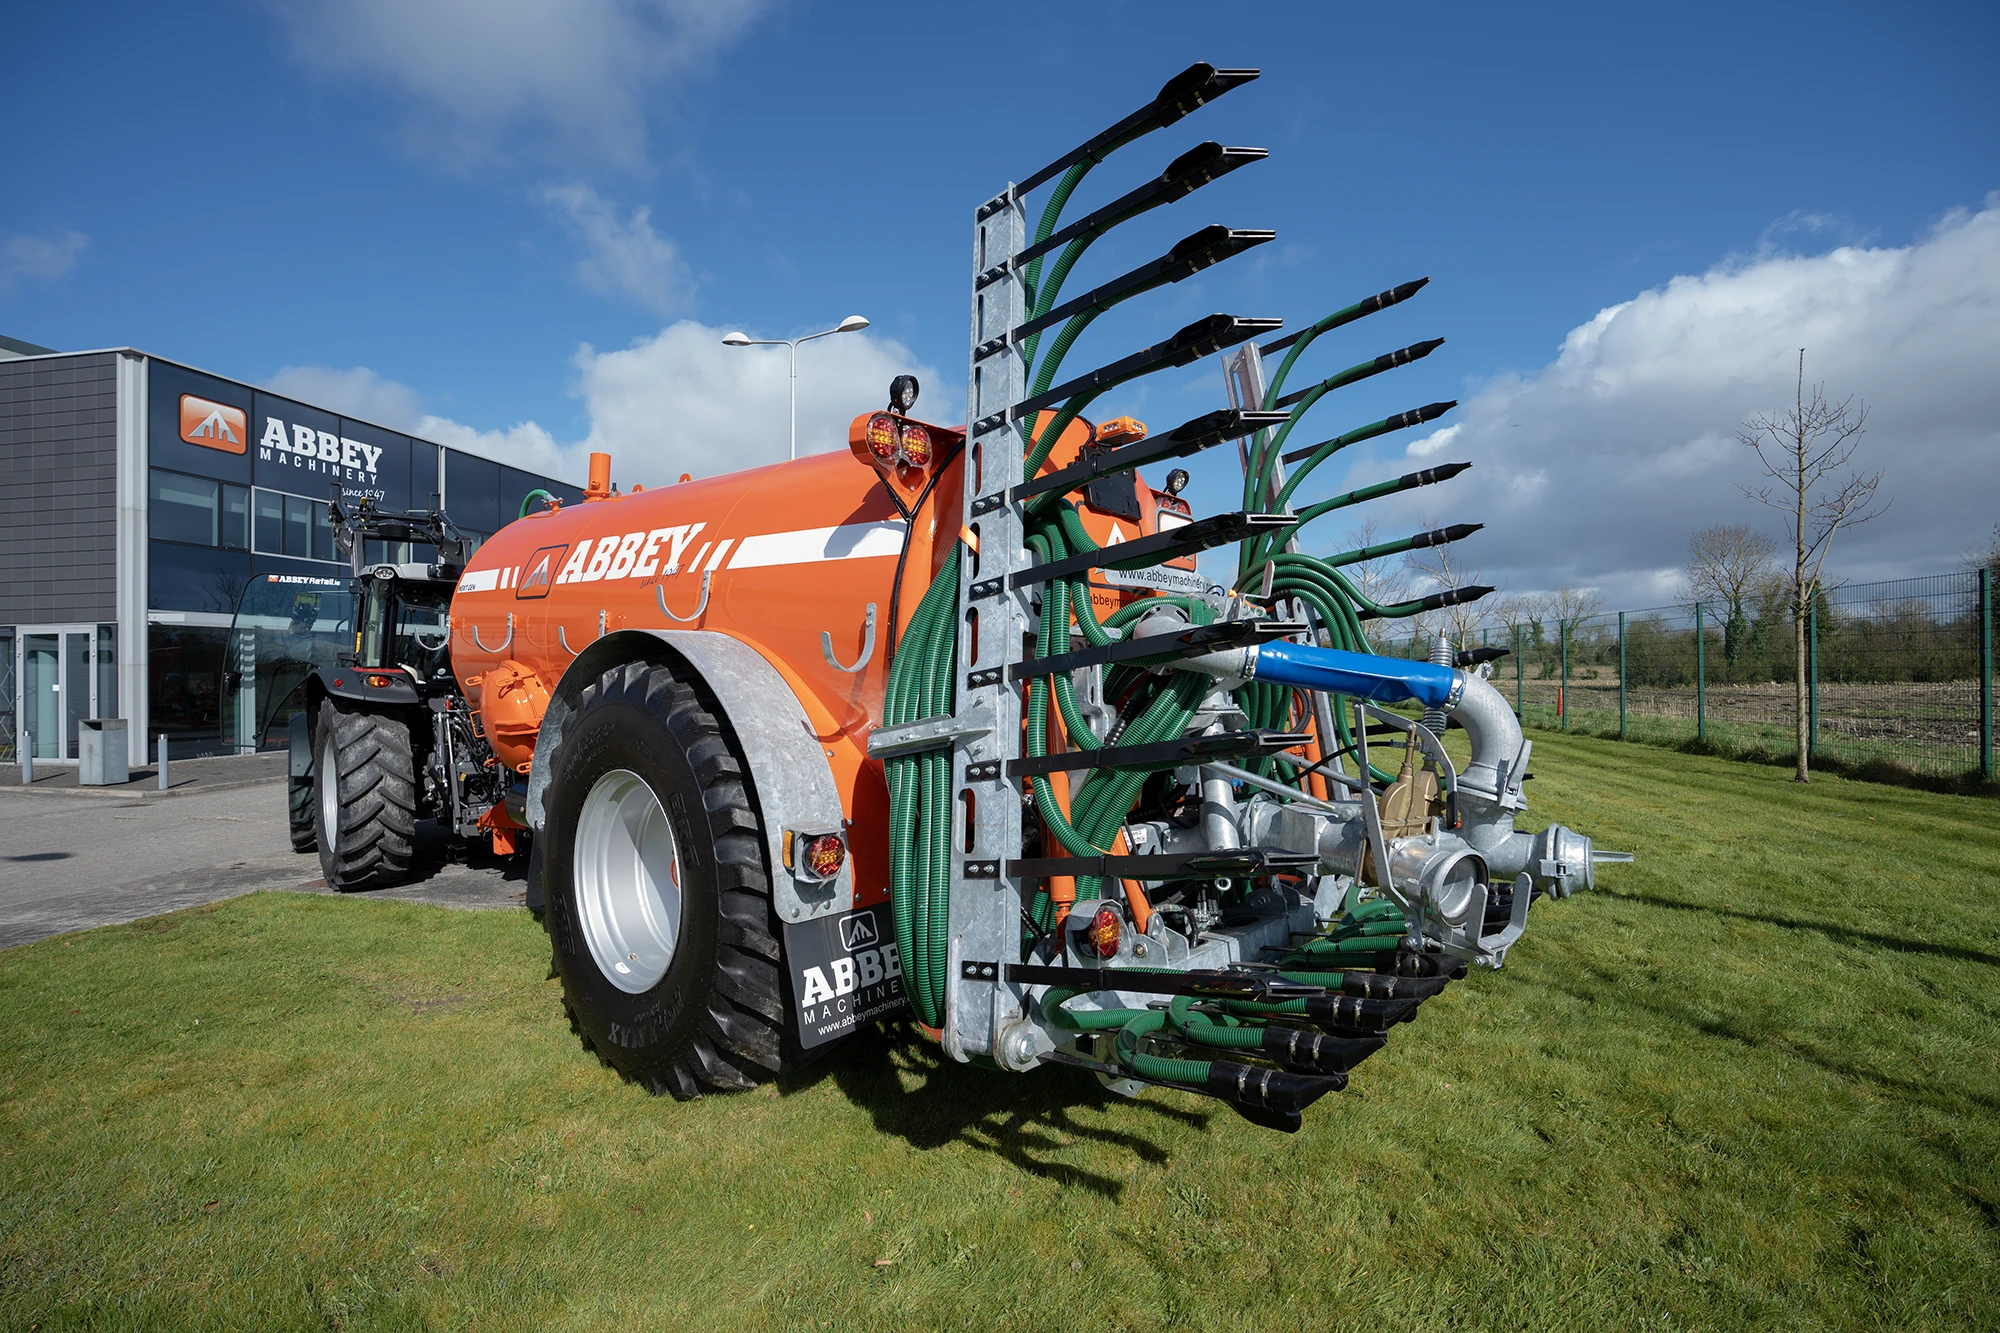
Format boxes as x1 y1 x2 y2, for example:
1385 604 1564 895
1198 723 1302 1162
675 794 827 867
479 804 524 857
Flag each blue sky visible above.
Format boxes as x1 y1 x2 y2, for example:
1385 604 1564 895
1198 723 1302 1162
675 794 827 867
5 1 1997 607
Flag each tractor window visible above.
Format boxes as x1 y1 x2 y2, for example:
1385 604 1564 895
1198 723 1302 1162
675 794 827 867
395 585 452 680
358 583 392 668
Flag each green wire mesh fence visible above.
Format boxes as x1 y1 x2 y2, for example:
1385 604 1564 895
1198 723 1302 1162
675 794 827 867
1374 568 1994 784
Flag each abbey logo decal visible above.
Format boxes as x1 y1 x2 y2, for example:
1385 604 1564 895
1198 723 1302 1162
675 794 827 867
838 911 879 951
783 903 906 1050
514 545 568 600
180 395 248 454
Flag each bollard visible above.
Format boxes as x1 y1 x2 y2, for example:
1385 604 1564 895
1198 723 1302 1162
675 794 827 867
19 728 30 785
157 733 169 791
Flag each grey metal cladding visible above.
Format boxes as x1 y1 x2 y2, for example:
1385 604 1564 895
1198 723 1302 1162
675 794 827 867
0 353 119 622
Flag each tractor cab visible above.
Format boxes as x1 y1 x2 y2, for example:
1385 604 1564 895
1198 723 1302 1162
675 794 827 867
350 562 455 688
329 498 468 691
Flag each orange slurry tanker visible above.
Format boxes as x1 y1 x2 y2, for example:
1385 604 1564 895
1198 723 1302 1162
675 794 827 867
293 63 1624 1129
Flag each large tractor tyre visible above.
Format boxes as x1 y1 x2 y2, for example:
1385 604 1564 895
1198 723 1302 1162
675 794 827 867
314 700 418 892
540 659 789 1099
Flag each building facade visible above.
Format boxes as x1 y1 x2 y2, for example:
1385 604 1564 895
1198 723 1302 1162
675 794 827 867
0 342 580 766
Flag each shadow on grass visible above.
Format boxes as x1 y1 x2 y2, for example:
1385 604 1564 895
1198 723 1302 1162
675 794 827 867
1607 888 2000 970
1552 937 2000 1119
792 1024 1210 1199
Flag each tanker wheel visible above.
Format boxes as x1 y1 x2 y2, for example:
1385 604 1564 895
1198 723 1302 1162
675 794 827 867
314 700 417 891
539 659 788 1098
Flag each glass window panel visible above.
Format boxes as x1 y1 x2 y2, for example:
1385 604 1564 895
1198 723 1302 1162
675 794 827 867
395 583 452 682
444 450 501 534
149 470 219 546
284 495 312 559
148 542 256 614
221 485 250 550
254 489 284 553
314 501 335 562
24 634 59 759
359 584 390 667
97 624 117 721
0 627 15 761
147 624 229 753
65 631 88 755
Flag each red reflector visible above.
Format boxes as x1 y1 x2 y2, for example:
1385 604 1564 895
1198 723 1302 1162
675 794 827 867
866 414 900 460
897 422 932 468
805 833 846 879
1088 906 1122 959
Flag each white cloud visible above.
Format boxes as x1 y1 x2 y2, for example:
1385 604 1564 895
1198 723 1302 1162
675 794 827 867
1 230 89 292
537 183 691 314
271 0 770 169
263 364 424 429
1360 198 2000 608
416 414 570 480
568 321 951 480
279 321 949 488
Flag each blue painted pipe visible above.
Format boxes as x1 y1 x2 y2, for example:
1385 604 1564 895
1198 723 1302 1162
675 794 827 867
1252 640 1461 708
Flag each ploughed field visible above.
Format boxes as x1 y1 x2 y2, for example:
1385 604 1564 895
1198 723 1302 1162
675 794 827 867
1520 677 1987 775
2 731 1996 1331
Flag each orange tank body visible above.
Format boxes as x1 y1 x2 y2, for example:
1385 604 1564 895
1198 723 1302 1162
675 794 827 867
447 411 1187 906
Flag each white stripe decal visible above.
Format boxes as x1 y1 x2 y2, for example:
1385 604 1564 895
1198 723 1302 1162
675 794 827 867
456 568 502 593
727 520 908 570
703 538 735 573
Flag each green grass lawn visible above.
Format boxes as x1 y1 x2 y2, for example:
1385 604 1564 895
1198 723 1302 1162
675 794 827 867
3 731 1998 1331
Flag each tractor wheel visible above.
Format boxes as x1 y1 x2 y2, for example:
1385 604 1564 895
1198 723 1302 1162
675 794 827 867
314 700 418 891
539 659 789 1098
287 711 315 853
288 773 316 853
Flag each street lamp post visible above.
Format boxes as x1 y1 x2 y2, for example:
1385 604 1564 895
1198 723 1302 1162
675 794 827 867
721 315 870 460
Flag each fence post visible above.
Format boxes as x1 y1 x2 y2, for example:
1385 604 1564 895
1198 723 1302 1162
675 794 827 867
1982 566 1993 781
1516 622 1524 717
1618 610 1627 740
1560 619 1569 732
1695 601 1706 743
1808 602 1819 758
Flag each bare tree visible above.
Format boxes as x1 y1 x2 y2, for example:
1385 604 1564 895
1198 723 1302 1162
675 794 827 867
1738 349 1888 781
1964 522 2000 574
1682 523 1777 664
1339 518 1411 610
1402 516 1491 654
1540 585 1605 631
1533 586 1606 666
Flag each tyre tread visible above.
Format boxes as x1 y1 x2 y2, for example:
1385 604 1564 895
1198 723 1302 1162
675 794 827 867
547 660 790 1101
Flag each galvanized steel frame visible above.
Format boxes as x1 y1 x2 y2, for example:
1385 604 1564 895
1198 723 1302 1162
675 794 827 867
942 187 1034 1065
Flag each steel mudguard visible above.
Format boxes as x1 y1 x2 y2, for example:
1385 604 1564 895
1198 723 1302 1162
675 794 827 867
525 629 853 926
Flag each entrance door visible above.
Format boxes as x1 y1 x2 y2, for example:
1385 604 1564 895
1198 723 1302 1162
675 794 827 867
15 625 98 762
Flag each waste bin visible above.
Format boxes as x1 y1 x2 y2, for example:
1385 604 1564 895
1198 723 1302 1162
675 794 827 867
80 718 130 786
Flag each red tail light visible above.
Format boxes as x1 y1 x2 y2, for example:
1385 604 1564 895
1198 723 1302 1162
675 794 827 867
848 410 964 513
866 414 900 460
1087 906 1122 959
805 833 846 879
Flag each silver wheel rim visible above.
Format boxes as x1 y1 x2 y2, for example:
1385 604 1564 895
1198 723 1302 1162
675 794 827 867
319 734 339 848
574 768 684 994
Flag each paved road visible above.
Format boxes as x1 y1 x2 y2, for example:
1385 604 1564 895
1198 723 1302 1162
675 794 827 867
0 776 528 951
